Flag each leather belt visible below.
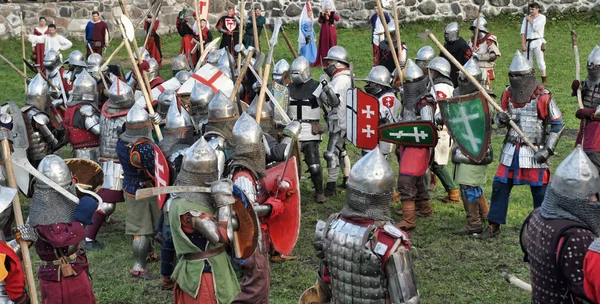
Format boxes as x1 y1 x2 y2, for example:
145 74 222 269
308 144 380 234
184 246 225 261
42 252 81 266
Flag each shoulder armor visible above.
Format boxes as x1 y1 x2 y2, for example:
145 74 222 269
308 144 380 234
32 112 50 125
382 223 409 241
539 88 550 96
79 104 96 117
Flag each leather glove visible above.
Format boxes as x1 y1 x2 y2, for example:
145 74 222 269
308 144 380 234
497 111 511 125
14 224 37 244
149 112 162 125
571 79 580 97
75 196 98 225
534 149 551 164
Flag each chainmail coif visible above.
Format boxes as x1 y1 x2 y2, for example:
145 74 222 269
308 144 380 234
541 186 600 236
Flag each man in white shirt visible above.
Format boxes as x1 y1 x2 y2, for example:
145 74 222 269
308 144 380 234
370 7 390 67
24 24 73 61
520 2 547 83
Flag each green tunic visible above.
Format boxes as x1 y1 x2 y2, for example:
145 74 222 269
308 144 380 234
169 197 240 303
453 163 489 187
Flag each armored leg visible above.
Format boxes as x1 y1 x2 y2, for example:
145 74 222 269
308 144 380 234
131 235 156 279
324 132 341 197
302 141 325 202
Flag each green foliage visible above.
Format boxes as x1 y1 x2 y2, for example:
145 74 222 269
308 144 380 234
0 17 593 303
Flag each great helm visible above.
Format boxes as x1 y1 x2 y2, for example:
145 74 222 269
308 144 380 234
232 112 263 146
64 50 86 68
25 73 49 110
290 56 311 84
207 90 237 121
36 154 73 189
68 71 98 106
272 59 290 84
444 22 460 42
427 57 451 78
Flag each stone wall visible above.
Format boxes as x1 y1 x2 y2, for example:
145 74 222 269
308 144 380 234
0 0 596 41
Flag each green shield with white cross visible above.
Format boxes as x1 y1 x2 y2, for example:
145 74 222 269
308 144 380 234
438 91 492 163
379 121 438 147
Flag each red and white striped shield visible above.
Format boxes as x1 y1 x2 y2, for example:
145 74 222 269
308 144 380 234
152 144 170 210
178 63 234 97
346 88 380 149
135 77 182 108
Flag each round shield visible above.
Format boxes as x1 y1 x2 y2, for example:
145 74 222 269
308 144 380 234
65 158 104 195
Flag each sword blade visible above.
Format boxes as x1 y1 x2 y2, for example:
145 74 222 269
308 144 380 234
135 185 211 200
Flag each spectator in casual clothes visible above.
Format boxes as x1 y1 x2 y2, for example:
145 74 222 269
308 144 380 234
85 11 110 56
23 24 72 61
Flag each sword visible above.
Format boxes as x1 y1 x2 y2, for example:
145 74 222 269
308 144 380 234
135 185 211 200
246 63 292 125
501 272 532 293
11 157 80 204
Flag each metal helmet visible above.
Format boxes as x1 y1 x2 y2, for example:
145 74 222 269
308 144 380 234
86 53 104 75
347 147 394 194
444 22 460 42
364 65 392 87
175 70 192 84
415 46 435 71
190 82 214 122
551 146 600 199
121 103 152 143
157 89 176 122
172 54 191 75
43 49 62 71
290 56 312 84
587 45 600 84
232 112 263 146
25 73 49 110
218 52 234 78
146 58 160 82
108 78 135 107
470 16 489 34
508 51 538 104
458 58 483 94
324 46 349 65
36 154 73 189
403 59 425 82
508 50 533 74
272 59 290 84
179 137 218 186
208 90 237 121
165 98 193 130
248 97 273 133
64 50 86 68
206 48 223 65
427 57 451 79
68 71 98 106
133 47 151 61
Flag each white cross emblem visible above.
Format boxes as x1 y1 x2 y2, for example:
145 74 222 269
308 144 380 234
362 125 375 138
362 105 375 119
449 105 481 151
390 127 429 142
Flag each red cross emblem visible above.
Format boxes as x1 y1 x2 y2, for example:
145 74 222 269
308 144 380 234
437 91 447 99
383 96 394 108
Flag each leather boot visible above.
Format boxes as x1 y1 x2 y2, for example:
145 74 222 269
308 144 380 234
324 182 337 197
161 276 175 290
338 176 348 188
439 189 460 203
315 192 326 204
542 76 547 84
478 222 501 239
415 200 434 217
453 201 483 235
477 195 489 223
398 201 416 230
429 172 437 191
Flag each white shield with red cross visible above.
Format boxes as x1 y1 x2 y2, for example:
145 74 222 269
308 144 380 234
135 78 182 108
152 144 170 210
346 88 380 150
178 63 234 97
224 17 237 32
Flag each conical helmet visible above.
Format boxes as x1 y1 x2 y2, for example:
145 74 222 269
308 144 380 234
364 65 392 87
190 82 214 122
43 49 62 71
404 59 425 82
508 50 533 74
587 45 600 83
551 146 600 199
147 58 160 82
272 59 290 84
178 137 219 186
458 58 483 95
470 16 488 33
165 99 193 130
206 48 223 65
68 71 98 106
172 54 191 75
36 154 73 189
427 57 451 78
232 112 262 146
108 78 135 108
86 53 105 74
175 70 192 84
415 46 435 70
64 50 86 67
157 89 176 122
208 90 237 122
248 98 273 133
120 104 152 143
25 73 49 110
444 22 459 42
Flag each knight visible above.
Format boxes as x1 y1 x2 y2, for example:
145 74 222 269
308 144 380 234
307 147 419 303
156 89 174 128
415 45 435 72
22 73 60 168
203 91 239 178
271 59 291 131
521 146 600 303
137 57 164 90
43 49 70 102
116 103 160 279
574 45 600 172
187 81 214 129
125 47 151 89
84 79 134 250
287 56 327 203
27 155 97 303
171 54 191 77
62 71 101 162
427 57 459 203
320 46 352 196
86 53 113 106
396 59 436 230
481 51 564 238
451 58 493 235
169 137 240 303
63 50 87 90
467 16 501 89
441 22 472 87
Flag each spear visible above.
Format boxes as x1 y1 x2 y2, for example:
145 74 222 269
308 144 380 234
391 0 404 83
194 0 205 55
471 0 485 51
568 23 583 109
374 0 402 80
20 6 26 93
237 0 245 71
255 18 282 124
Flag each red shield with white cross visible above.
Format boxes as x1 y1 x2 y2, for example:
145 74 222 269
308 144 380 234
346 88 380 149
178 63 234 97
135 78 181 108
224 17 237 32
153 144 170 210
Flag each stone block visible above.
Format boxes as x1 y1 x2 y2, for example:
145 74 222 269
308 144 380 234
579 6 590 12
489 0 510 6
501 7 518 14
561 0 577 3
364 1 377 10
60 7 73 18
55 17 69 29
271 8 284 17
39 8 57 18
397 7 407 19
417 1 436 15
473 0 484 5
546 5 560 14
67 19 89 32
451 2 461 14
339 9 352 19
438 4 450 14
351 10 370 20
405 0 416 6
74 9 91 19
0 24 6 36
463 4 479 19
6 14 20 27
285 3 302 17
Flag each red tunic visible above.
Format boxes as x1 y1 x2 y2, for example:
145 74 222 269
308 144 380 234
584 250 600 303
0 242 26 302
313 11 339 67
88 21 109 56
62 104 100 149
33 27 47 71
144 20 162 67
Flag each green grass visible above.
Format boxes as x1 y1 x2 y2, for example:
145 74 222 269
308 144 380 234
0 16 594 303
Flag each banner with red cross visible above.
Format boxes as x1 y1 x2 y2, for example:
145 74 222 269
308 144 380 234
177 63 234 97
346 88 380 149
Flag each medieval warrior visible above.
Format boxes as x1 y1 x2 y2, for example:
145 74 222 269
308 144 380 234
396 59 436 230
62 71 101 162
27 155 98 303
204 91 239 178
320 46 352 196
415 45 435 73
86 53 114 107
169 137 240 303
84 79 134 250
521 146 600 303
574 45 600 171
377 25 408 75
271 59 291 129
287 56 327 203
309 147 419 303
125 47 151 89
482 51 564 238
44 49 70 103
441 22 472 87
63 50 87 90
172 54 192 77
216 6 241 57
451 59 493 235
188 81 214 130
428 57 459 203
468 16 501 89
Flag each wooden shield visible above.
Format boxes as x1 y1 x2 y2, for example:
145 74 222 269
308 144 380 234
65 158 104 194
231 187 259 259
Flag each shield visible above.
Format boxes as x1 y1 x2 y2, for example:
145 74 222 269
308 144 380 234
152 144 170 210
224 17 237 32
1 102 30 196
379 120 438 148
271 81 289 127
346 88 380 149
299 282 328 304
135 78 181 109
65 158 104 195
231 185 260 259
438 92 491 162
178 63 234 97
261 156 301 255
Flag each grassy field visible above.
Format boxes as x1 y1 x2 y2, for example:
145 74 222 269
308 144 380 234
0 15 596 303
